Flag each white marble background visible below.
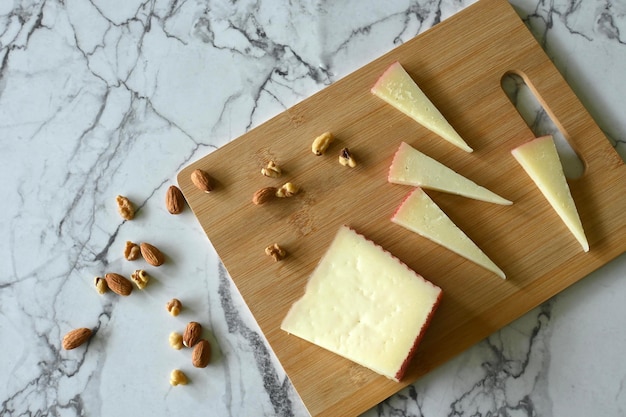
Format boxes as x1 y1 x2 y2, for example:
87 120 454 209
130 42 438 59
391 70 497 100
1 0 625 416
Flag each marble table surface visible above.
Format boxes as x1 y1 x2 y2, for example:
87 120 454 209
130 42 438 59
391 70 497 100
1 0 625 416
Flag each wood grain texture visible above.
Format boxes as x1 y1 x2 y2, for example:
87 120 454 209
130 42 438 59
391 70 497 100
177 0 626 415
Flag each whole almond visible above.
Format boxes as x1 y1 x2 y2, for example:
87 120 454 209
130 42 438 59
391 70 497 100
191 339 211 368
140 242 165 266
191 169 213 193
62 328 93 350
183 321 202 348
104 272 133 296
166 185 185 214
252 187 277 205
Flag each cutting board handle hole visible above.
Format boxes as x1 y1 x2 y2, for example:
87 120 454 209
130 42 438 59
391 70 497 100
501 71 585 179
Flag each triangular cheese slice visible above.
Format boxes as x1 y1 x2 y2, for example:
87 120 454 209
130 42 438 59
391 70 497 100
392 188 506 279
389 142 512 205
511 135 589 252
371 61 473 153
281 226 442 382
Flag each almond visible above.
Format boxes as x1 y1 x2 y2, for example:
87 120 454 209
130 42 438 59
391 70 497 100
191 339 211 368
104 272 133 296
191 169 213 193
252 187 277 205
183 321 202 348
166 185 185 214
140 242 165 266
62 327 93 350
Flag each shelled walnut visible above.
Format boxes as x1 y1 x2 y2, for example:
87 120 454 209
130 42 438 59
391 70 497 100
130 269 149 289
166 298 182 316
116 195 135 220
276 182 299 198
261 161 282 178
265 243 287 261
124 241 140 261
170 369 188 386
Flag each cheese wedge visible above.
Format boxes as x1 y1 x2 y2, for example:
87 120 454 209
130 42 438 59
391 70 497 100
281 226 442 382
389 142 512 205
392 188 506 279
511 135 589 252
371 61 473 152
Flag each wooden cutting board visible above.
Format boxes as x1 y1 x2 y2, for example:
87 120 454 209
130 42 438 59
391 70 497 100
178 0 626 415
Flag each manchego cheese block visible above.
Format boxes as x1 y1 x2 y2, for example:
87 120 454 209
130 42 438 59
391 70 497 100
511 135 589 252
389 141 512 205
281 225 442 382
371 61 473 153
392 188 506 279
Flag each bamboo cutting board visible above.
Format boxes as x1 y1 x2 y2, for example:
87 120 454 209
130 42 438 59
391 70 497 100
177 0 626 415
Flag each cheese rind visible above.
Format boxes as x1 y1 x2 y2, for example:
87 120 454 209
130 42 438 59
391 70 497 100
280 226 442 382
511 135 589 252
392 188 506 279
371 61 473 153
389 142 512 205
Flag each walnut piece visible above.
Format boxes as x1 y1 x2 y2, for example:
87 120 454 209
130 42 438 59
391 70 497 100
130 269 149 289
261 161 282 178
276 182 299 198
116 195 135 220
169 332 183 350
124 241 141 261
94 276 108 294
265 243 287 262
170 369 188 386
166 298 182 316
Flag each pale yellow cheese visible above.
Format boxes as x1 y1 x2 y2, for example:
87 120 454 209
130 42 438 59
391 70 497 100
392 188 506 279
371 61 473 153
281 226 442 381
511 135 589 252
389 141 512 205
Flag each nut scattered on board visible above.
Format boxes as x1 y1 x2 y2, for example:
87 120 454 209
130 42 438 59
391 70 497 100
339 147 357 168
252 187 277 205
165 185 185 214
190 169 213 193
276 182 299 198
169 332 184 350
130 269 149 289
192 339 212 368
265 243 287 262
124 241 141 261
104 272 133 296
140 242 165 266
116 195 135 220
62 328 93 350
311 132 334 155
183 321 202 348
261 161 282 178
166 298 182 316
94 276 108 294
170 369 188 386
